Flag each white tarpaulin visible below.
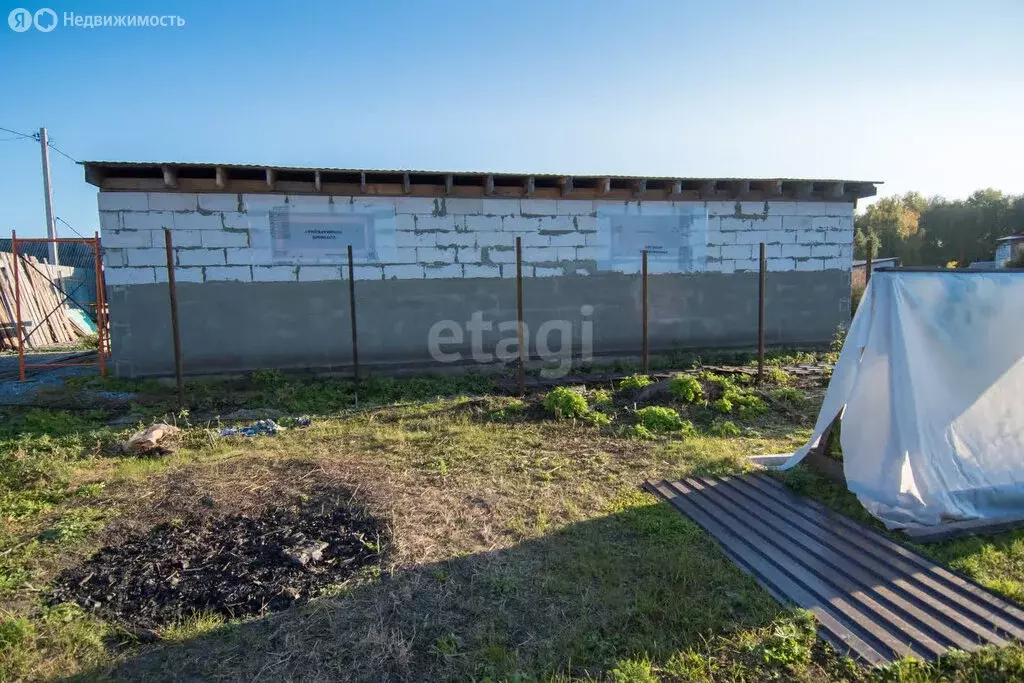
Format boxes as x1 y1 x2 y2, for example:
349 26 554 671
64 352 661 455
781 270 1024 528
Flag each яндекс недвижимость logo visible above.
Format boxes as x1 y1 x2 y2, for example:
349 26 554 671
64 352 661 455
8 7 57 32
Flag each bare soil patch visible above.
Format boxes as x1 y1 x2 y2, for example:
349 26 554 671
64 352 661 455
49 485 384 629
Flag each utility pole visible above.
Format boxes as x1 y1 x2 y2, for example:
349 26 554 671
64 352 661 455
39 127 58 265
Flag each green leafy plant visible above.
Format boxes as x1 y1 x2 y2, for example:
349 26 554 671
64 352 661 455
728 391 768 419
764 367 792 386
634 406 692 434
619 374 652 391
590 389 613 408
708 420 741 437
542 387 589 419
712 397 733 414
669 374 703 403
770 387 804 405
488 398 526 421
621 424 655 440
584 411 611 427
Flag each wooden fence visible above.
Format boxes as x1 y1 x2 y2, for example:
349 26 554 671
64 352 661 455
0 251 84 350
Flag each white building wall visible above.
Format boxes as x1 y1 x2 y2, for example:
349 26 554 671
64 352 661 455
99 192 855 285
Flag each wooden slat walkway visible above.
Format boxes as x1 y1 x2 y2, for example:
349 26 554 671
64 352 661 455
644 473 1024 664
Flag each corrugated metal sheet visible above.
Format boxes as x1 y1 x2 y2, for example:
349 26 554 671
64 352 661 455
644 473 1024 665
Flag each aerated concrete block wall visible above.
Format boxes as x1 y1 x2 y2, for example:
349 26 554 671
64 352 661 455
99 192 854 377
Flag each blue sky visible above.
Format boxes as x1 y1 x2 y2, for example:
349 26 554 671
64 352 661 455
1 0 1022 238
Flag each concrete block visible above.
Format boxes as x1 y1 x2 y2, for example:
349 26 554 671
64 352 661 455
575 246 600 261
638 201 675 216
826 202 855 217
810 244 841 258
177 248 225 266
797 230 827 245
383 264 424 279
822 257 848 270
165 267 204 283
538 215 573 231
457 247 482 263
104 229 153 249
126 248 168 267
738 201 768 216
501 216 538 232
811 216 843 231
734 258 760 273
353 265 383 280
395 214 416 231
102 248 126 268
765 244 782 258
395 197 439 215
487 247 516 264
205 266 252 282
222 212 251 230
418 246 455 264
298 265 342 281
395 231 438 248
704 201 736 217
555 247 577 261
348 197 396 213
520 199 558 216
722 244 753 259
717 260 737 274
781 244 811 259
476 231 516 248
148 193 199 212
394 247 418 263
523 246 556 262
556 200 594 216
174 212 224 231
765 201 799 216
573 215 598 232
123 211 175 231
436 232 476 248
795 258 825 272
768 257 796 272
225 248 253 265
585 232 610 247
424 264 462 279
197 194 241 212
414 214 457 232
839 245 853 260
98 192 148 212
735 231 769 246
443 198 483 215
202 230 249 248
104 267 155 285
766 230 797 244
755 215 783 231
548 232 585 247
481 199 520 216
825 229 854 244
162 229 200 249
719 217 750 232
463 264 501 278
782 215 812 231
99 211 122 232
704 245 723 261
706 231 730 246
533 266 563 277
499 264 518 278
796 201 830 216
463 215 503 232
253 265 297 282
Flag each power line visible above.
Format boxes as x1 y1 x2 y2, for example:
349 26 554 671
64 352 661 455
46 140 79 164
0 125 35 139
0 136 32 142
55 216 86 239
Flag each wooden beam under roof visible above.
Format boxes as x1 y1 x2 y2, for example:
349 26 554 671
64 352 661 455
265 168 276 190
215 166 227 190
524 176 535 195
162 165 178 189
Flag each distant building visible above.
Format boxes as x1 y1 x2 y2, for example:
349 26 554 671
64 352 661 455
995 234 1024 267
852 256 899 288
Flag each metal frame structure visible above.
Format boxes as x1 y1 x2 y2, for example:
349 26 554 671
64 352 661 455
10 231 108 381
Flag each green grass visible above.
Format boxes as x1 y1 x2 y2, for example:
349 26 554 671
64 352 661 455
3 369 1024 681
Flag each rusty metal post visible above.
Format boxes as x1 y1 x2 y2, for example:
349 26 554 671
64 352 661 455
641 250 649 374
12 232 25 381
757 242 766 385
347 245 360 408
866 237 874 285
516 236 525 395
93 232 106 377
163 229 184 407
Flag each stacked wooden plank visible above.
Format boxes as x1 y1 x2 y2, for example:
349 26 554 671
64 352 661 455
0 251 83 350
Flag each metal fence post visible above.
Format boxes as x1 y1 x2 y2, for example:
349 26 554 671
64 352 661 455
641 250 649 374
347 245 359 408
163 229 184 407
757 242 766 385
516 236 525 395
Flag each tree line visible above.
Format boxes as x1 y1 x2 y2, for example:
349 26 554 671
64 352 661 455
854 189 1024 266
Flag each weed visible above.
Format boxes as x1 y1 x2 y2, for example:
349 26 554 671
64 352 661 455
159 611 226 643
609 656 659 683
763 367 792 386
619 375 652 391
542 387 589 419
708 421 741 437
590 389 613 408
584 411 612 427
621 424 655 440
712 397 733 414
770 387 804 405
37 507 105 544
669 374 703 403
488 399 526 421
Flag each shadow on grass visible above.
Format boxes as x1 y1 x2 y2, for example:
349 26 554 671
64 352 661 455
67 500 783 682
